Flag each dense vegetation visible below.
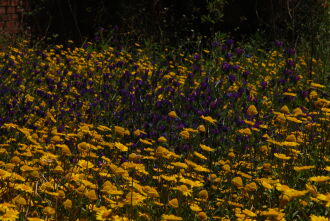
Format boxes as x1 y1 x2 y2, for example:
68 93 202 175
0 38 329 220
0 0 329 220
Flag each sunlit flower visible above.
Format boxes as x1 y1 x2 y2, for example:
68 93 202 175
168 198 179 208
168 111 179 118
0 209 20 221
197 212 208 220
247 105 258 116
63 199 72 209
201 115 217 124
200 144 215 152
161 214 183 221
309 176 330 182
190 203 202 212
197 125 206 132
232 177 243 188
114 142 128 151
158 136 168 142
274 153 291 160
238 128 252 136
179 130 190 139
310 215 330 221
198 189 209 201
43 206 55 216
242 209 257 217
245 182 258 192
173 185 192 196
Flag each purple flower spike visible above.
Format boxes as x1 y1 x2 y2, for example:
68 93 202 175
222 62 231 71
226 39 234 45
275 40 284 48
235 47 244 55
213 41 220 47
194 54 201 60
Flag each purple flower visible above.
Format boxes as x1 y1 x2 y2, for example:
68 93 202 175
226 39 234 45
222 62 231 71
225 53 233 59
213 41 220 47
275 40 284 48
242 71 250 78
285 48 296 56
283 69 294 76
260 81 268 88
194 54 201 60
234 47 244 55
286 59 295 66
232 65 240 71
228 74 236 82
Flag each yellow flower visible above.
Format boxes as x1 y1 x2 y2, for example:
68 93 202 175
245 182 258 192
43 206 55 216
0 169 11 179
310 215 330 221
168 111 178 118
96 209 112 221
142 186 159 198
201 115 217 124
293 107 305 116
179 130 190 139
232 177 243 188
247 105 258 116
85 189 98 201
242 209 257 217
124 191 146 206
259 208 285 220
0 209 20 221
114 126 130 136
274 153 291 160
198 190 209 200
168 198 179 208
283 92 297 97
63 199 72 209
189 203 202 212
114 142 128 151
311 82 326 88
139 138 153 145
161 214 183 221
200 144 215 152
13 195 27 206
317 193 330 207
260 180 273 190
293 166 315 171
237 128 252 136
309 176 330 182
27 217 45 221
173 185 192 196
56 144 72 156
285 134 296 142
171 162 188 169
309 90 318 99
77 159 95 169
194 151 207 160
197 125 206 132
286 116 302 123
53 165 64 173
15 184 33 193
158 136 168 142
197 212 208 220
133 129 147 136
280 105 290 114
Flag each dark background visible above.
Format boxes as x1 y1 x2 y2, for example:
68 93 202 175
26 0 328 48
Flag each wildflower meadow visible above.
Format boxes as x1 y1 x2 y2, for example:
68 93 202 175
0 39 329 221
